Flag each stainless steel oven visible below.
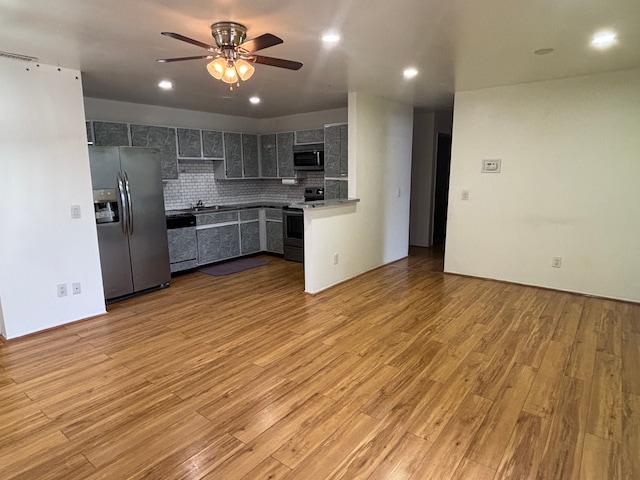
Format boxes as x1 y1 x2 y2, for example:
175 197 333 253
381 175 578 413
283 207 304 262
282 187 324 263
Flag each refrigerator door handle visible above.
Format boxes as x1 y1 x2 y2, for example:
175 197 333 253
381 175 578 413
124 171 134 236
116 171 128 236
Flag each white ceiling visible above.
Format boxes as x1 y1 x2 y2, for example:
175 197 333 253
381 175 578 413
2 0 639 118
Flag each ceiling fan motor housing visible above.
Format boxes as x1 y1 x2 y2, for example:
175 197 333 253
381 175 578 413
210 22 248 47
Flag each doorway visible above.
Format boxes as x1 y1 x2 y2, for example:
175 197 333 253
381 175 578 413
432 133 452 244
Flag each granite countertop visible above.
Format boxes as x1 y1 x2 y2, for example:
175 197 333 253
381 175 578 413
288 198 360 209
166 198 360 217
166 202 290 216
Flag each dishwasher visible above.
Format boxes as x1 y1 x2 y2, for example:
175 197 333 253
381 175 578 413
166 213 198 273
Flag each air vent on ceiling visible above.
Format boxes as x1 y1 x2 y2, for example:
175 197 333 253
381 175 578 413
0 50 38 62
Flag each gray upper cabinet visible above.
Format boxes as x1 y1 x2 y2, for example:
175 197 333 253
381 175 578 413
324 179 348 200
242 134 259 178
214 133 260 179
260 134 277 178
222 132 243 178
86 122 94 144
295 129 324 144
324 124 348 178
93 121 129 147
202 130 224 158
130 124 178 179
277 132 295 178
177 128 202 157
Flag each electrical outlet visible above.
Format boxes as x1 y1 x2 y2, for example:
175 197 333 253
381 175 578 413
552 256 562 268
461 190 470 201
333 253 339 265
72 282 82 295
57 283 67 297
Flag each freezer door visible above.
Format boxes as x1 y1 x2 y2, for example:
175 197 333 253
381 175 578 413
89 147 135 299
119 147 171 292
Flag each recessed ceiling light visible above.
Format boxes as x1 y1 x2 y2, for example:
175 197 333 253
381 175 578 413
403 67 418 79
591 30 617 48
158 80 173 90
249 96 261 105
534 48 554 56
322 33 341 44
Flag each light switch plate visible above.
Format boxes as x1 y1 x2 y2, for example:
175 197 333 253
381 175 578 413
70 205 81 219
482 159 501 173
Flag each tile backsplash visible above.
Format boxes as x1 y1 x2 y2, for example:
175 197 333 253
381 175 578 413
163 161 324 210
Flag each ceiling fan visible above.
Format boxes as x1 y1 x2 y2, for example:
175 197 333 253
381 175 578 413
157 21 303 88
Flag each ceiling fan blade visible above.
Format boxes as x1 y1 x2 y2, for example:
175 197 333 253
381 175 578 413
239 33 283 53
161 32 217 51
247 54 303 70
157 55 216 63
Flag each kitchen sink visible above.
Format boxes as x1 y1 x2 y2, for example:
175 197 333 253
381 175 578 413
190 205 233 213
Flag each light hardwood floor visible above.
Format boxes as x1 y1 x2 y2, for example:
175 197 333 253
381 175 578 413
1 247 638 479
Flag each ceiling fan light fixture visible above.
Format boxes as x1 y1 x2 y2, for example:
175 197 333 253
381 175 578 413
207 57 226 80
222 64 239 84
235 59 255 81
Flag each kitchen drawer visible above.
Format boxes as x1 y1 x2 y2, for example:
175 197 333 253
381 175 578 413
196 211 238 226
170 259 198 273
239 209 260 221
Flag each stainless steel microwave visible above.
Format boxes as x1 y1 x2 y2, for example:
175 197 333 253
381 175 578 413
293 143 324 171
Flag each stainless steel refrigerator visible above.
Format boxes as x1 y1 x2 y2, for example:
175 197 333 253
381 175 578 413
89 146 170 301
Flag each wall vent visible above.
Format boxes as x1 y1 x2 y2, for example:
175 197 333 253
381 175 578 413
0 50 38 62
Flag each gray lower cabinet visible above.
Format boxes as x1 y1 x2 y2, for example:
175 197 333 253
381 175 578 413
197 224 241 264
266 222 283 254
167 227 198 272
240 221 260 254
277 132 294 178
130 124 178 179
265 208 283 254
324 124 348 178
260 134 277 178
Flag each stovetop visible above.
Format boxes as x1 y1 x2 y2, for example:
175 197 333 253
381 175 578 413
304 187 325 202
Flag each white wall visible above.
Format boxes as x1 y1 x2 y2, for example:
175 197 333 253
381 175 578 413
445 68 640 303
85 97 347 134
256 108 348 133
0 59 106 339
84 97 259 132
304 93 413 293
